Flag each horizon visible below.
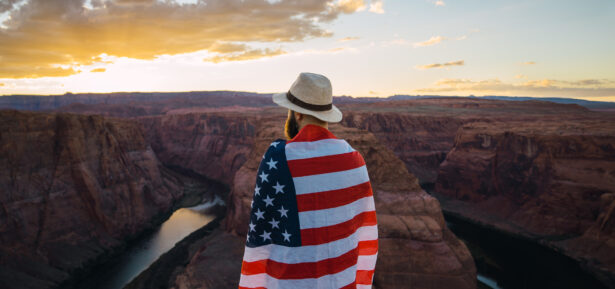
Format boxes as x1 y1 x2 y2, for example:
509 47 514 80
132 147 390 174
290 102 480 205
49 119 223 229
3 90 615 105
1 0 614 101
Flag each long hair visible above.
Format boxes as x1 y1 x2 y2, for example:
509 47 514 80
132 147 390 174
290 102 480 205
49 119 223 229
284 110 300 140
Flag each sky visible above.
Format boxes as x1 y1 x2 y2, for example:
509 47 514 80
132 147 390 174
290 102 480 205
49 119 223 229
0 0 614 101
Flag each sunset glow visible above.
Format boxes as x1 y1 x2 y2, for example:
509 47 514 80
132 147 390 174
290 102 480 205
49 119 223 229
1 0 614 100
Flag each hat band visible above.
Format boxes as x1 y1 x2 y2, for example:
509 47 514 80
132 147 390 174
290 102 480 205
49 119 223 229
286 90 332 111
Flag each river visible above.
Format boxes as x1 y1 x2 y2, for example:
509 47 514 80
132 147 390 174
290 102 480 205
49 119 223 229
92 199 222 289
444 214 609 289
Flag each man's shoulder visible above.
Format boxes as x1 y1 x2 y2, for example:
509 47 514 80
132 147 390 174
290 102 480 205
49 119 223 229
261 138 287 160
268 138 287 149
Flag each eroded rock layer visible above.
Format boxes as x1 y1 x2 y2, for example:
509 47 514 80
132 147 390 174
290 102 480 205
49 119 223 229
434 119 615 285
0 110 187 288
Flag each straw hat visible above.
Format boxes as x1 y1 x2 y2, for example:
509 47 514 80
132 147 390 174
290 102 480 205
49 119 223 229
272 72 342 123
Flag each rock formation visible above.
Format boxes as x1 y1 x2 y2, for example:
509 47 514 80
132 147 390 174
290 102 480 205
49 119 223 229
434 118 615 285
337 97 592 185
340 111 464 184
138 112 259 186
0 110 191 289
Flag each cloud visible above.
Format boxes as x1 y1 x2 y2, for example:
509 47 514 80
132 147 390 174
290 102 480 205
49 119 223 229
338 36 360 42
416 60 464 70
369 0 384 14
0 0 21 13
523 61 537 65
336 0 366 13
415 78 615 97
283 46 359 56
414 36 445 47
433 1 445 7
204 47 287 63
0 0 367 79
0 83 4 87
90 68 106 73
515 74 528 79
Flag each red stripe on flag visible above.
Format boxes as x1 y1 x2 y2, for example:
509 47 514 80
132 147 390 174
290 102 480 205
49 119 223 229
241 240 377 280
287 124 338 143
340 281 357 289
241 244 360 278
287 151 365 177
358 239 378 255
300 211 378 246
356 270 375 285
296 181 373 212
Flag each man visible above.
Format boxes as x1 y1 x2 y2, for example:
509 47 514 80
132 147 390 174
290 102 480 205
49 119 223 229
238 72 378 289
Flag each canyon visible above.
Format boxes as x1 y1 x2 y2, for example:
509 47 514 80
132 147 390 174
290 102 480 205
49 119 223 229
0 110 218 288
434 118 615 285
339 98 615 287
1 92 614 289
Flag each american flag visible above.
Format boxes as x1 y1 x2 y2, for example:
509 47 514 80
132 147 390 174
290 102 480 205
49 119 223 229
239 124 378 289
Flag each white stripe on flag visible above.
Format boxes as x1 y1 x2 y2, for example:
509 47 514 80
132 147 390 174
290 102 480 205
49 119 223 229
242 225 378 264
299 196 376 229
239 264 357 289
357 285 374 289
285 138 354 161
357 253 378 270
292 165 370 195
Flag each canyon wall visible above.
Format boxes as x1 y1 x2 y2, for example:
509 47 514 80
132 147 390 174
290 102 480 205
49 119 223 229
0 110 189 289
434 118 615 285
338 98 591 185
337 99 615 286
138 112 259 186
341 112 464 184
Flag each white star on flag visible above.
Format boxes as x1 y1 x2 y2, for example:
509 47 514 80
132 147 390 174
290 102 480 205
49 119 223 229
273 182 285 194
260 230 272 241
254 185 260 196
263 195 275 207
266 158 278 170
277 206 288 218
249 222 256 232
282 230 292 242
268 218 280 229
258 171 269 183
254 208 265 220
270 141 279 147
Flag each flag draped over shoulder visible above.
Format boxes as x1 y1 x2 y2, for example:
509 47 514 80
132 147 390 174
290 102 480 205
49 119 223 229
239 124 378 289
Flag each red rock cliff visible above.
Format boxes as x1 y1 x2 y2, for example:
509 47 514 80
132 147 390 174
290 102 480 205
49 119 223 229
138 113 258 186
341 111 464 184
338 98 591 185
0 110 187 288
434 118 615 284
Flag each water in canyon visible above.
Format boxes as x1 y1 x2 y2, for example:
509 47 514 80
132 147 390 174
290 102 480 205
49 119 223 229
444 214 609 289
93 199 222 289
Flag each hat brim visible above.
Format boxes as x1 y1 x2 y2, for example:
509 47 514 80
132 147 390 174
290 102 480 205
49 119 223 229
272 92 343 123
